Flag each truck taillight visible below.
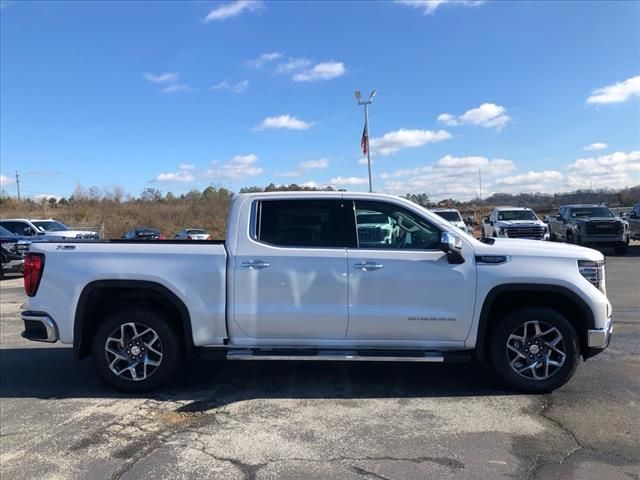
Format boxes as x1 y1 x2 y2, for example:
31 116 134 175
24 253 45 297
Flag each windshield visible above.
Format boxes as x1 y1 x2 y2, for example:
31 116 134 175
357 213 390 224
32 221 70 232
0 226 16 236
571 207 614 218
187 229 207 235
497 210 538 221
434 211 462 222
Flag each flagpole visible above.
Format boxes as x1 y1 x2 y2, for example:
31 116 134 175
364 103 372 193
355 90 376 193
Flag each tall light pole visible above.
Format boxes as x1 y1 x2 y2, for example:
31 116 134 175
355 89 376 193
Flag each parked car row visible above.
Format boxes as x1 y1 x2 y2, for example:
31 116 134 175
120 227 212 240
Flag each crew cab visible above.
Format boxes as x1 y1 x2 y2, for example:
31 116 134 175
481 207 549 240
548 204 629 254
21 192 613 393
0 218 99 240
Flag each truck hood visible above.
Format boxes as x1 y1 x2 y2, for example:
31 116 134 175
572 217 621 223
495 220 544 227
38 230 98 239
473 237 603 261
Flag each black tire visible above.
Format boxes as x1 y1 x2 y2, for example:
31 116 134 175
566 232 574 244
490 307 580 393
550 232 557 242
91 307 183 393
614 245 628 255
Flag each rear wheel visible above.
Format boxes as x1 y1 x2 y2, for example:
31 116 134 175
91 307 183 392
490 307 580 393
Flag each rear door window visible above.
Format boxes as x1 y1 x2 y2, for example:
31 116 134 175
257 199 356 248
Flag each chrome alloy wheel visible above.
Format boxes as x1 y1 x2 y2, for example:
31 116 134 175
506 320 566 381
104 322 163 382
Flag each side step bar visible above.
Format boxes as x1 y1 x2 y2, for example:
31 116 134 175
205 348 471 363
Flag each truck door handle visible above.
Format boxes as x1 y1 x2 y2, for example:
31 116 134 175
240 261 270 269
353 262 384 271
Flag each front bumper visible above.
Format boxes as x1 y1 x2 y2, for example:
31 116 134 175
580 234 628 246
2 258 24 272
584 316 613 359
21 311 59 343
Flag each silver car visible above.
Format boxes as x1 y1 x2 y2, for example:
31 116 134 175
174 228 211 240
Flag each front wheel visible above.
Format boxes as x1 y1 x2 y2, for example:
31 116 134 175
490 307 580 393
91 307 183 392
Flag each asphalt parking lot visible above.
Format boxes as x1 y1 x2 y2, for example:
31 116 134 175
1 245 639 480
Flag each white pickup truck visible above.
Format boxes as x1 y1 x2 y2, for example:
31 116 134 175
21 192 612 393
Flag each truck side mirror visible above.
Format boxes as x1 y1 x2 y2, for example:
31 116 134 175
440 232 464 264
543 215 549 223
482 217 490 224
556 214 562 221
630 212 638 219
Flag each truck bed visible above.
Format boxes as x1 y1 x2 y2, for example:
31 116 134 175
27 241 229 347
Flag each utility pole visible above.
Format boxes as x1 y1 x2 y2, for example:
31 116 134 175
355 90 377 193
15 170 21 202
478 167 483 221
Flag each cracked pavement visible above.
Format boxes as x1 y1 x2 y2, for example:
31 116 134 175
1 245 638 479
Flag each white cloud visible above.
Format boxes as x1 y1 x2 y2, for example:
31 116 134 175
370 129 452 155
204 0 262 22
494 170 564 186
395 0 485 15
154 170 196 183
298 159 329 169
205 154 263 179
143 72 180 84
300 181 318 188
379 154 516 199
256 114 314 130
179 164 196 170
583 142 608 151
247 52 282 68
565 151 640 189
275 58 312 74
275 158 329 177
161 83 191 94
438 103 511 130
587 75 640 105
293 62 346 82
0 174 13 186
210 80 249 93
330 176 369 186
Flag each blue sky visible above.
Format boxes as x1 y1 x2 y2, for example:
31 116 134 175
1 0 639 201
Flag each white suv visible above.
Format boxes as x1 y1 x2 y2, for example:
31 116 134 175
0 219 99 239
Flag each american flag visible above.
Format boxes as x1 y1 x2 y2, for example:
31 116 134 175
361 125 368 155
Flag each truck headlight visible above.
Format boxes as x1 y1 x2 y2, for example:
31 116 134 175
578 260 606 294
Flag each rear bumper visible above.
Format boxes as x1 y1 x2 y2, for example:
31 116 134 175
21 311 59 343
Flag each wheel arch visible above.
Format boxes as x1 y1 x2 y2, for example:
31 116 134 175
475 284 595 362
74 280 194 360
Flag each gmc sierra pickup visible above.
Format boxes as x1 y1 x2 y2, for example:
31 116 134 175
548 204 629 254
21 192 612 393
